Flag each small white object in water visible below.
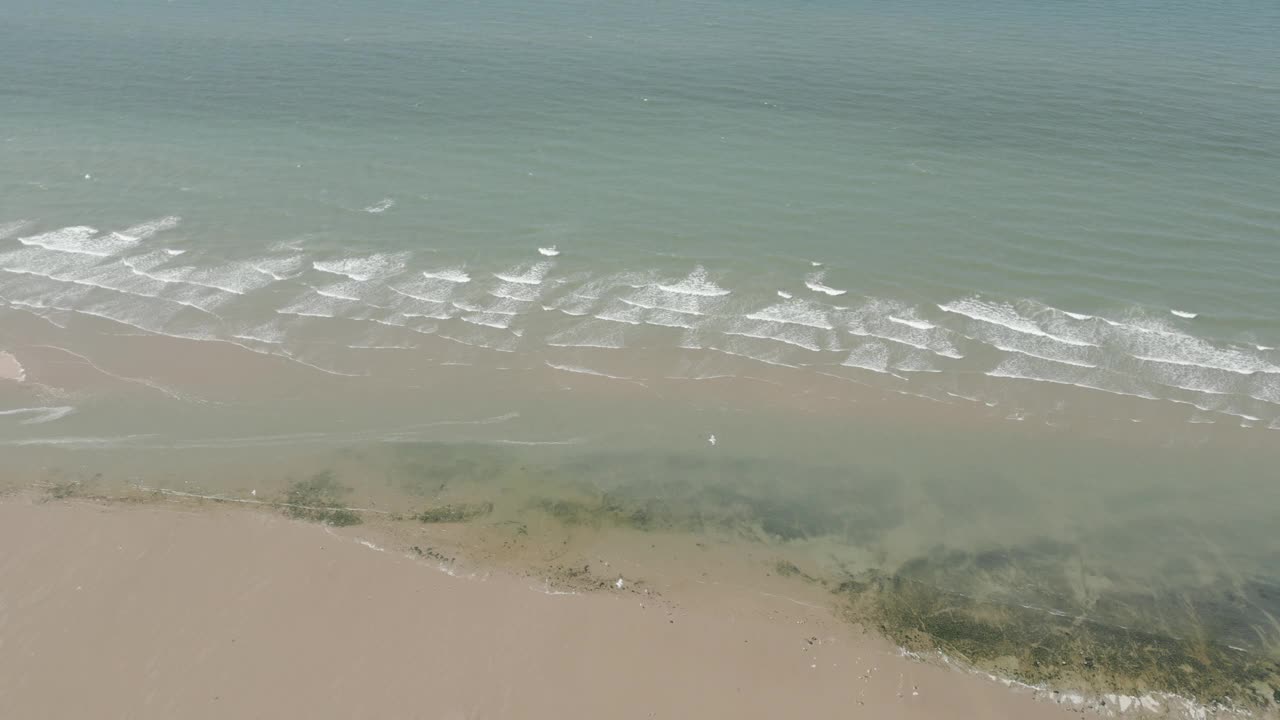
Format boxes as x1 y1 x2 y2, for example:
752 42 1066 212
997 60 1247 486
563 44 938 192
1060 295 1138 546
538 245 560 257
614 577 624 589
84 174 91 180
707 434 717 446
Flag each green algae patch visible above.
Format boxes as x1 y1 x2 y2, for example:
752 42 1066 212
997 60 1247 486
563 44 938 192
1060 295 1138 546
282 471 362 527
528 494 688 532
839 572 1280 711
416 502 493 524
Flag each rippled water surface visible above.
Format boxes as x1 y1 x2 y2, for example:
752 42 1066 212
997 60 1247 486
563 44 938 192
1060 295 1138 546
2 0 1279 700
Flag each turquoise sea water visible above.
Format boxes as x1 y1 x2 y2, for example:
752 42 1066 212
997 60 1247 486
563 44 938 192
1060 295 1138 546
2 0 1279 699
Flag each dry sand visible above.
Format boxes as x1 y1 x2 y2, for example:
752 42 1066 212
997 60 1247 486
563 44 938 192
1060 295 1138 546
0 497 1095 719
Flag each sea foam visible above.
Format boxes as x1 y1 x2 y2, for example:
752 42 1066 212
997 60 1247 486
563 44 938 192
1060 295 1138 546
658 266 731 297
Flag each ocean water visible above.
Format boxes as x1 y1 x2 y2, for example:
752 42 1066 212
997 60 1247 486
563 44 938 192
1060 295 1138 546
2 0 1279 700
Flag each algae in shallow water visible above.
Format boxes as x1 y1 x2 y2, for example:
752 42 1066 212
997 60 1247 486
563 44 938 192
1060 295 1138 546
416 502 493 523
839 572 1280 710
282 471 362 526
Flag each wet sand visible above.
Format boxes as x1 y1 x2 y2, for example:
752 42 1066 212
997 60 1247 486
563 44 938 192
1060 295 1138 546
0 496 1095 720
0 351 23 382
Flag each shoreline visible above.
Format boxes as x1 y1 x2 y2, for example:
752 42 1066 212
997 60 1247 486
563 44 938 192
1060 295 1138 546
2 489 1275 718
0 492 1090 720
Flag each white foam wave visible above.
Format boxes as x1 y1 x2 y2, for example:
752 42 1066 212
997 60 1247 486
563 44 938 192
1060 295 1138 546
939 298 1096 348
993 345 1098 369
369 315 438 338
1250 376 1280 405
679 335 801 369
722 328 823 352
462 313 514 330
119 249 173 274
746 299 834 330
422 268 471 283
893 352 941 373
160 262 275 296
59 300 193 338
593 307 644 326
1 254 228 318
723 303 843 352
1130 348 1279 376
0 406 76 424
363 198 395 213
986 356 1158 400
538 246 560 257
617 279 722 319
542 272 652 317
1170 309 1198 319
313 252 408 281
847 300 964 359
494 261 553 286
18 226 141 257
545 361 638 383
312 283 362 302
389 280 456 308
437 330 518 353
777 290 793 299
489 285 540 302
1032 304 1279 379
347 342 416 350
618 296 705 316
545 320 627 349
1166 397 1262 423
841 341 898 376
491 437 583 446
0 434 160 449
888 315 935 331
643 309 699 330
276 291 368 320
232 333 283 345
114 216 181 242
452 299 522 316
252 255 305 281
1140 361 1242 397
278 350 367 377
543 292 598 317
230 319 287 345
657 266 730 297
804 270 846 296
391 297 458 319
0 220 31 240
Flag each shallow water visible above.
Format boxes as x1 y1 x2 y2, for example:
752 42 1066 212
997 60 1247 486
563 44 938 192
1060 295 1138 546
2 0 1279 705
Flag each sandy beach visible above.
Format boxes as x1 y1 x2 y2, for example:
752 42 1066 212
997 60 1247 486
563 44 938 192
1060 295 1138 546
0 495 1099 720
